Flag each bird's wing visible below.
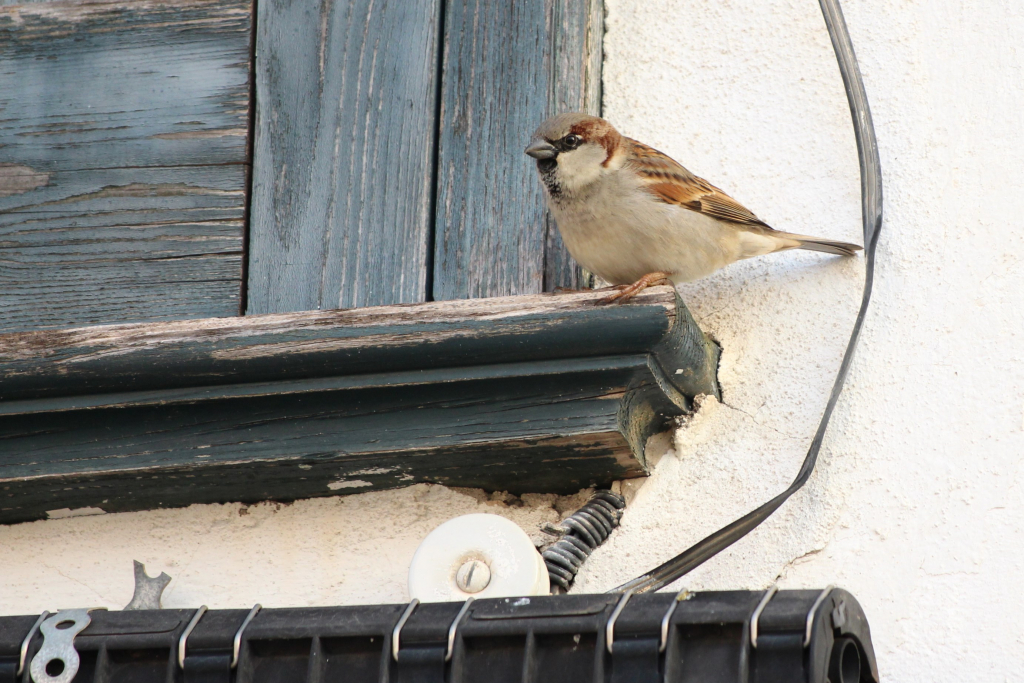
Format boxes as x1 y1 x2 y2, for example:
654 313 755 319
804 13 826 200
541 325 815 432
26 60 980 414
625 138 774 231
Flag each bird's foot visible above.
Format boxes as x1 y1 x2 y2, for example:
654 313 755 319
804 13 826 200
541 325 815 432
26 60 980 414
553 284 629 294
597 272 672 305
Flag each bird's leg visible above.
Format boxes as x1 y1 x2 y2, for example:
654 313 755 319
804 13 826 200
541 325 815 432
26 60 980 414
597 272 672 305
553 284 629 294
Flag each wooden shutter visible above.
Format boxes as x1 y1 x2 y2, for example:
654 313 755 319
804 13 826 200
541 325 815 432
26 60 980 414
246 0 443 312
246 0 602 313
433 0 602 299
1 0 600 331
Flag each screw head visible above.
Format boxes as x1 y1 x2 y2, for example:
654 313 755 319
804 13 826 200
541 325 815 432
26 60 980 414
455 560 491 593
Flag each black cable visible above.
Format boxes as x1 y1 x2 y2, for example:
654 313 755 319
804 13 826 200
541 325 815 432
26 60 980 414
542 491 626 590
612 0 883 595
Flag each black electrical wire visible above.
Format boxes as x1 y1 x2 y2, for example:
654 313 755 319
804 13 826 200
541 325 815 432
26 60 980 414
613 0 883 595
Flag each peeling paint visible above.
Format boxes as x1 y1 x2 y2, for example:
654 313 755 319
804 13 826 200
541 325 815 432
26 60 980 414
348 467 398 476
45 507 106 519
151 128 247 140
327 480 372 490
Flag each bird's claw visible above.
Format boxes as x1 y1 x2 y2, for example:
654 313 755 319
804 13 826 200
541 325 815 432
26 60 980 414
595 273 672 305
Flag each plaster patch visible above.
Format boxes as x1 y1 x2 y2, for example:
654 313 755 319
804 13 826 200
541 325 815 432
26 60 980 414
45 507 106 519
327 479 372 490
348 467 397 476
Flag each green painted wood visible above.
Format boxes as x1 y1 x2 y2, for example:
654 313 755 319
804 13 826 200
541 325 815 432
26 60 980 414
0 288 719 523
0 361 648 522
0 0 252 333
0 288 709 401
247 0 442 314
432 0 603 300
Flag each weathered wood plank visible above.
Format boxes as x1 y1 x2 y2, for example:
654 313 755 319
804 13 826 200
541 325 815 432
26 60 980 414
0 287 703 398
432 0 603 300
543 0 603 291
0 165 244 333
0 287 719 523
247 0 442 314
0 0 251 333
0 361 647 520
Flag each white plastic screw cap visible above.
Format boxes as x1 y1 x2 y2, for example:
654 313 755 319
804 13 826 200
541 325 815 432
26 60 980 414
408 513 550 602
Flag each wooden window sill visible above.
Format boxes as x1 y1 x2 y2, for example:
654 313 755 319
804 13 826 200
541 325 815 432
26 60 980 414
0 287 718 524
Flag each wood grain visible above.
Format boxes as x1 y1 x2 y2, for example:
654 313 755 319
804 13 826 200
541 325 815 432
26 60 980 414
246 0 442 314
0 361 648 522
543 0 603 291
0 0 251 333
432 0 603 300
0 287 699 400
0 287 720 523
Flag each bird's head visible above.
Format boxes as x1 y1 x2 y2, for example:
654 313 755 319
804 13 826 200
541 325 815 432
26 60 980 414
525 113 623 198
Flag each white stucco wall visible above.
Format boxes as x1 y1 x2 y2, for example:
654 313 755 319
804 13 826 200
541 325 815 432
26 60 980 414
579 1 1024 680
2 1 1022 681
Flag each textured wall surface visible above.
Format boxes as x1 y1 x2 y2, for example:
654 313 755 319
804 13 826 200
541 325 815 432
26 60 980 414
2 1 1022 681
575 1 1024 681
0 486 582 609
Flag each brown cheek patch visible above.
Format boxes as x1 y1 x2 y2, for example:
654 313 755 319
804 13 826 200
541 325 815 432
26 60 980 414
598 131 621 167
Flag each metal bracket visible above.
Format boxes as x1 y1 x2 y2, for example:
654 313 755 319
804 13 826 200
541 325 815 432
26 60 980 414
231 605 261 669
605 590 634 655
445 598 474 663
123 561 171 611
749 585 778 649
391 599 420 662
804 585 836 647
17 612 49 677
659 589 692 653
177 606 209 669
29 610 92 683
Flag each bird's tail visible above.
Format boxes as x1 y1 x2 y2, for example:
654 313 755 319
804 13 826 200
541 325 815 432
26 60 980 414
778 232 862 257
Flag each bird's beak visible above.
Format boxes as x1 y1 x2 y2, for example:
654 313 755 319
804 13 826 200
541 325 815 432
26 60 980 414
525 139 557 160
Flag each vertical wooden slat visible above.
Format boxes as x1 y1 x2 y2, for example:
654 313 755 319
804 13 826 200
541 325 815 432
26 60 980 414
543 0 603 291
247 0 442 314
433 0 603 301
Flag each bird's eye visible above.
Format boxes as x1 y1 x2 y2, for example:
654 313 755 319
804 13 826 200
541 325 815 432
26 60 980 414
563 134 582 149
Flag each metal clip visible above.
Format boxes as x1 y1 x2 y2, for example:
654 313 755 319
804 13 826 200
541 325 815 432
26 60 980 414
391 599 420 662
444 598 474 663
749 585 778 649
605 590 634 655
231 604 261 668
29 610 92 683
17 611 49 677
177 606 208 669
659 589 691 653
123 561 171 611
804 585 835 647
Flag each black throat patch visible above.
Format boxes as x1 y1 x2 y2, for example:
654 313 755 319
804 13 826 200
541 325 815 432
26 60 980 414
537 159 561 198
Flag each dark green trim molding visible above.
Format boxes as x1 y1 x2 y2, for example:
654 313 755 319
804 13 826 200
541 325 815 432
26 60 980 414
0 287 718 524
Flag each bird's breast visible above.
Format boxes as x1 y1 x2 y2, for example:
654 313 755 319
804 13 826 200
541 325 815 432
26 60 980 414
547 182 736 284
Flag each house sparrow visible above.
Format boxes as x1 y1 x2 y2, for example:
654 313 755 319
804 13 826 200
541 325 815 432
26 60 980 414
525 113 861 303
